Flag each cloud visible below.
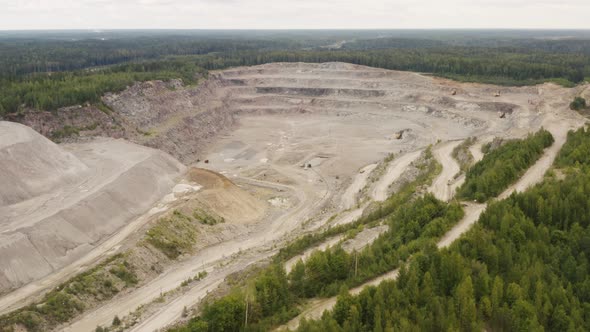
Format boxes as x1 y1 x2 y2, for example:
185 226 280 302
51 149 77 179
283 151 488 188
0 0 589 30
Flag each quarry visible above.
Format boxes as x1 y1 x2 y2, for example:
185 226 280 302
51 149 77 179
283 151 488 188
0 62 587 331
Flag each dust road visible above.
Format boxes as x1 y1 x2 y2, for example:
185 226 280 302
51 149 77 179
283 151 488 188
436 203 486 248
64 168 328 331
331 207 364 227
341 163 377 209
469 140 486 163
428 141 463 201
498 122 572 200
42 64 585 331
372 150 422 201
285 235 345 273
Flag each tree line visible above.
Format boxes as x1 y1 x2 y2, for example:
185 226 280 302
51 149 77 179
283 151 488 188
458 129 554 202
2 34 590 117
0 59 206 116
171 194 463 332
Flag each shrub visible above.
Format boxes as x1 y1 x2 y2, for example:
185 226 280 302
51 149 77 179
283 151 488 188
570 96 587 111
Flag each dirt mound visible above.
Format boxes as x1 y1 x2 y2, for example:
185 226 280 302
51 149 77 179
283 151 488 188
0 121 87 206
0 123 185 294
186 168 266 224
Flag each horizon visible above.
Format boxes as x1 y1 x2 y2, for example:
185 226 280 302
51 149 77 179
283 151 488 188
2 28 590 31
2 0 589 30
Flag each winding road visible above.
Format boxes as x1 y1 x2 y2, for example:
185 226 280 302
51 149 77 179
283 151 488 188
281 125 572 330
372 150 422 202
427 140 463 201
64 165 329 331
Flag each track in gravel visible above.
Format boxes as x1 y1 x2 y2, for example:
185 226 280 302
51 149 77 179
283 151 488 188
428 140 463 202
341 163 378 209
64 166 328 331
372 150 422 202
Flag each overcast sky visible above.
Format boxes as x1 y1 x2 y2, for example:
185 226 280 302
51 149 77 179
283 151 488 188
1 0 589 30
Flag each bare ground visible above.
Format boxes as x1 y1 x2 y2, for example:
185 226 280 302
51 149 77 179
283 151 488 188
0 122 185 310
280 109 583 331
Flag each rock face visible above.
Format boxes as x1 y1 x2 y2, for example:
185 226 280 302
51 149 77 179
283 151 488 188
5 76 237 164
102 77 236 164
0 121 185 294
5 105 129 142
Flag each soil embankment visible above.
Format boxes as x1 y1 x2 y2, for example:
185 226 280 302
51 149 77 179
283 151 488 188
0 121 185 301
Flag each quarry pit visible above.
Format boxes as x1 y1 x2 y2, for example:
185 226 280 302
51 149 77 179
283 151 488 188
1 62 585 331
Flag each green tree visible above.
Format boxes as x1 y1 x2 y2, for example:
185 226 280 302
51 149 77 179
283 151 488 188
455 276 477 332
570 97 587 110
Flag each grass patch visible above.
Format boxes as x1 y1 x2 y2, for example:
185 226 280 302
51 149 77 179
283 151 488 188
193 208 225 226
0 253 139 332
51 125 80 141
144 210 199 260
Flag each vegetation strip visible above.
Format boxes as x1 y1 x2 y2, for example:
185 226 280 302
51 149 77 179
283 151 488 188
457 129 554 202
0 208 220 332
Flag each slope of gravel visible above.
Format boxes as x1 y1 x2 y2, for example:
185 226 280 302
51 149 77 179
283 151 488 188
0 122 185 296
0 121 87 206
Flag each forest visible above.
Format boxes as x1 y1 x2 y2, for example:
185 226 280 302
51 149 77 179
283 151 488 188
293 126 590 332
0 59 206 115
171 195 463 332
1 30 590 117
196 48 589 85
457 130 554 202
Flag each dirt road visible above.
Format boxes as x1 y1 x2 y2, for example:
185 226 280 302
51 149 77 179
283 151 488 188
469 140 485 163
428 141 462 201
372 150 422 201
498 123 571 200
285 235 345 273
25 64 583 331
64 166 328 331
436 203 486 248
331 207 364 227
341 163 377 209
129 248 276 332
282 268 400 331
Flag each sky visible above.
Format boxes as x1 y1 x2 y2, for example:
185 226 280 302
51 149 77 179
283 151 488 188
1 0 589 30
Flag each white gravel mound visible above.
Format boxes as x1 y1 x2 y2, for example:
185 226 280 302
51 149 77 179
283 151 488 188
0 122 185 294
0 121 88 206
